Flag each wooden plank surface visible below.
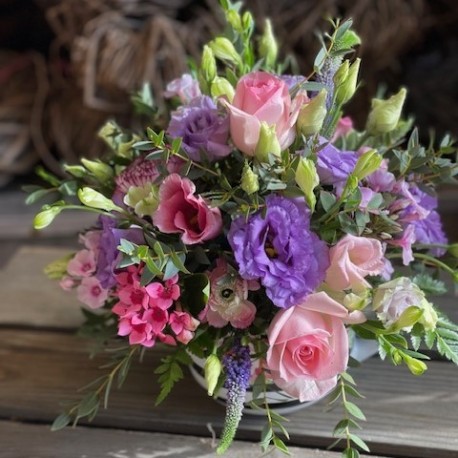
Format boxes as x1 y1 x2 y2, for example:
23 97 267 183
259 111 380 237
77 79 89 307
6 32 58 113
0 330 457 458
0 420 387 458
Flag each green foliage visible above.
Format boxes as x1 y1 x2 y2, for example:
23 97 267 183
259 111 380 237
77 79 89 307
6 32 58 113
154 349 192 405
422 313 458 365
328 373 369 457
51 345 139 431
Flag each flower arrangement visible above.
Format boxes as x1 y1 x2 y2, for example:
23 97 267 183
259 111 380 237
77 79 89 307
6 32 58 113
28 1 458 456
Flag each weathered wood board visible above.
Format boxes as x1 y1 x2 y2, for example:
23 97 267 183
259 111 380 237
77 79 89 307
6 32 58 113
0 420 387 458
0 330 457 458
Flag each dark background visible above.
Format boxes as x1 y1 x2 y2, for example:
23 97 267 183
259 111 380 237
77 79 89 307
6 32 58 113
0 0 457 183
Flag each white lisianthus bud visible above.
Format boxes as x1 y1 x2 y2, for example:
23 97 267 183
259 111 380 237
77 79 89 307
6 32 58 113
81 158 113 182
259 19 278 68
209 37 242 66
205 354 222 396
241 162 259 195
334 58 360 105
78 188 123 212
295 157 319 211
201 45 217 83
254 122 281 162
352 149 383 181
366 88 407 135
296 89 327 136
211 77 235 102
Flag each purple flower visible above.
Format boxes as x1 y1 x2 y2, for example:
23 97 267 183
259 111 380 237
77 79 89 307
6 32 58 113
365 159 396 192
279 74 306 90
228 195 329 308
217 341 251 454
96 216 145 289
316 140 358 186
413 210 448 256
167 96 231 162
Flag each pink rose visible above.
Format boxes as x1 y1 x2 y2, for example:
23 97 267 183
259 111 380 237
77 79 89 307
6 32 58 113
325 234 385 291
266 292 349 401
223 71 307 155
153 174 223 245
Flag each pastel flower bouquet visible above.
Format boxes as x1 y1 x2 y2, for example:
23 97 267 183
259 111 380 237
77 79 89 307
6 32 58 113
28 1 458 456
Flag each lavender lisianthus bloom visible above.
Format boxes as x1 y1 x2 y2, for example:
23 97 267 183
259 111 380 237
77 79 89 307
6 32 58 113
413 210 448 257
96 216 145 288
316 139 358 186
167 95 231 162
228 195 329 308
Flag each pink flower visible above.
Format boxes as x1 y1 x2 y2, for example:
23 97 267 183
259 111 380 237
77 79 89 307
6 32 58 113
389 224 416 265
199 258 259 329
79 230 101 252
325 234 385 291
331 116 353 141
153 174 223 244
76 276 108 309
59 275 77 291
146 275 180 309
266 292 349 401
169 311 199 344
223 71 307 155
67 249 96 277
164 73 201 104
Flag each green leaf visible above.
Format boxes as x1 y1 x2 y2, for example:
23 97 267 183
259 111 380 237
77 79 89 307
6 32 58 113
77 392 99 418
344 401 366 421
272 437 290 455
349 434 370 452
51 413 71 431
340 372 356 385
342 448 360 458
320 191 337 212
163 259 179 281
170 250 190 274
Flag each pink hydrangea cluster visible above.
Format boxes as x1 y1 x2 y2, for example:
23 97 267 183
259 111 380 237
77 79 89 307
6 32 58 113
60 231 109 309
112 265 198 347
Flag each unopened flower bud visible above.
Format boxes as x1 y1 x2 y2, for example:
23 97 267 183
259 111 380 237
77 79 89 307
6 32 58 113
333 60 349 88
98 121 119 149
81 158 113 182
296 89 327 136
209 37 242 66
201 45 217 83
242 11 254 31
255 122 281 162
353 149 383 181
211 76 235 102
295 157 319 211
366 88 407 135
334 58 360 105
205 354 222 396
241 162 259 195
226 9 242 32
259 19 278 68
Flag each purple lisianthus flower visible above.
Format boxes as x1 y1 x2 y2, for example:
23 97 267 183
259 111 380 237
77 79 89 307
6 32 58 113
413 210 448 256
365 159 396 192
167 95 231 162
96 216 145 289
228 195 329 308
316 139 358 186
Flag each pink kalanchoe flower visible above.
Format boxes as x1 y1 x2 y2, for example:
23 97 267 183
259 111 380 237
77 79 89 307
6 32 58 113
76 276 108 309
67 249 96 278
164 73 201 104
331 116 353 142
199 258 260 329
60 275 77 291
153 174 223 244
223 71 307 155
169 311 199 344
146 274 180 309
79 230 101 253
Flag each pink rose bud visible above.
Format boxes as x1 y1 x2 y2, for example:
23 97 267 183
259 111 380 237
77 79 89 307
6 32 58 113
223 71 307 156
325 234 385 291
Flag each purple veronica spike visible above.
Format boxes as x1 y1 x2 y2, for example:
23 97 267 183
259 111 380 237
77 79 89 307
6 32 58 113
217 342 251 454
